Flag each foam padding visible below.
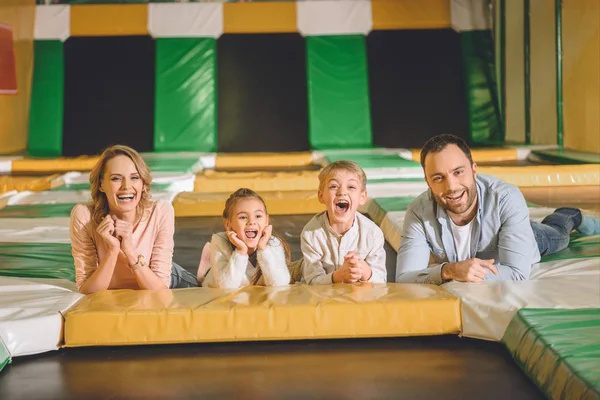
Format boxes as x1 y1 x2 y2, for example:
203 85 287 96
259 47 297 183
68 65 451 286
0 175 63 194
410 148 519 163
11 156 98 173
70 5 148 37
503 308 600 399
223 2 297 34
478 165 600 186
173 191 323 217
0 336 9 372
194 170 320 193
64 283 461 347
215 152 314 169
371 0 451 30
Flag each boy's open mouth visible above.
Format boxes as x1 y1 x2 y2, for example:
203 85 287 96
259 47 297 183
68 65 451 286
335 200 350 214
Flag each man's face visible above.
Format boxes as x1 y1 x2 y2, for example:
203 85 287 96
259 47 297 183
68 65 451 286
424 144 478 216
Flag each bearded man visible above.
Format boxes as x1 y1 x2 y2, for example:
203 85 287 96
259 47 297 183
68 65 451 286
396 134 599 284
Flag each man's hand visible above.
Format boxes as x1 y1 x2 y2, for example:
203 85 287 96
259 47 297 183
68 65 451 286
442 258 498 282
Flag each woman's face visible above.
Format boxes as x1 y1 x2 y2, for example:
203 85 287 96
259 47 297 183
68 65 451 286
100 155 144 215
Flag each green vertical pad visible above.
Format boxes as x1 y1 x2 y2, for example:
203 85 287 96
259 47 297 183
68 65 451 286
460 31 503 144
0 338 10 373
154 38 217 152
28 40 64 157
307 35 372 149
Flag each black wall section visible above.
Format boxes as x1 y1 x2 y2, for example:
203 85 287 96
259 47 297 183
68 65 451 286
217 34 309 153
367 29 469 148
63 36 155 156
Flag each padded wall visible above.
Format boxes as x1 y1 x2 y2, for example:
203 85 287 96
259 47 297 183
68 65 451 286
306 35 372 149
0 0 35 155
217 33 309 153
367 29 469 148
28 40 63 157
154 38 217 153
63 35 155 156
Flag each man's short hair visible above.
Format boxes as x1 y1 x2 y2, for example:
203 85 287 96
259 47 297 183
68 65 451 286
420 134 474 169
318 160 367 192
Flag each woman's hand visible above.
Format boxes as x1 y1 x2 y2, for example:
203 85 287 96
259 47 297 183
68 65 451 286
113 217 135 258
227 231 248 255
97 215 120 250
257 225 272 251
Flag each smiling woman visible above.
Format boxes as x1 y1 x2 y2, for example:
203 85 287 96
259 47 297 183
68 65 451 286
69 145 199 294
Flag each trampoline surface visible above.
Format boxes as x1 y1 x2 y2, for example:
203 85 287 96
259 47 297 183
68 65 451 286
0 336 543 400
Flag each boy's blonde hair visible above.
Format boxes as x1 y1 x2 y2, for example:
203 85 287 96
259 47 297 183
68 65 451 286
318 160 367 192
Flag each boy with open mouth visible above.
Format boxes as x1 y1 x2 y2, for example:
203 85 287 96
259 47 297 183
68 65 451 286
300 161 387 285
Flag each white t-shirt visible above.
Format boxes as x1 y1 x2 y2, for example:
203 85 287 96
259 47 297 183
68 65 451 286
449 219 474 261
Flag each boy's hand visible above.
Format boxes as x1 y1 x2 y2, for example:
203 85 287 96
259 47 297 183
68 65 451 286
345 251 372 282
333 251 361 283
227 231 248 255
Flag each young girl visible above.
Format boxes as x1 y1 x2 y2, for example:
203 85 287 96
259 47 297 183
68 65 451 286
201 188 292 289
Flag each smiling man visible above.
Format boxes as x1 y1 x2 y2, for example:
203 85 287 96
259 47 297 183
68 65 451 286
396 134 600 284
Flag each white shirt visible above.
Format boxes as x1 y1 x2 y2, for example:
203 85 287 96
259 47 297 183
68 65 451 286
449 218 474 262
301 211 387 285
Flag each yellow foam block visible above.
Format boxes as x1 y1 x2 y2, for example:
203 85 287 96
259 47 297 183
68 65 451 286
11 156 99 173
173 190 324 217
371 0 451 30
478 164 600 186
0 174 64 194
64 283 461 346
215 152 315 169
223 2 297 34
70 4 148 37
410 148 520 163
194 169 320 193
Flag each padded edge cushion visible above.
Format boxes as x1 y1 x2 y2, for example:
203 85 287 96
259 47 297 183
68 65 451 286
173 191 324 217
194 170 320 193
64 284 461 346
215 152 314 169
502 308 600 400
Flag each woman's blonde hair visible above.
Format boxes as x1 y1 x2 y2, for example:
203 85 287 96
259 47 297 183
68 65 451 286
223 188 291 285
90 144 152 225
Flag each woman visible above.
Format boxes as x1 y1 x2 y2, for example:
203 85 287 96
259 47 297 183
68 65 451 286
70 145 199 294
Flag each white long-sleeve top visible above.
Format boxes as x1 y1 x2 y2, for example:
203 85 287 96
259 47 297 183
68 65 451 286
202 233 291 289
301 211 387 285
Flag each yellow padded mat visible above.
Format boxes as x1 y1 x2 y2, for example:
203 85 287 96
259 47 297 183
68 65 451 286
215 152 315 169
64 284 461 346
410 148 519 162
173 190 324 217
223 2 297 34
195 170 320 193
70 4 148 37
478 164 600 186
0 174 63 194
11 156 99 173
371 0 451 30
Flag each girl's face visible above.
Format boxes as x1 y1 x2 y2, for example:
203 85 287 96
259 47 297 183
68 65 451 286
225 198 269 252
100 155 144 216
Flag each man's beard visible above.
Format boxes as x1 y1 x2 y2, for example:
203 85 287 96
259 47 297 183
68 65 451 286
436 183 477 215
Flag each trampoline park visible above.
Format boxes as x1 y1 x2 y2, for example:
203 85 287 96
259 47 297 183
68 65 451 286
0 1 599 399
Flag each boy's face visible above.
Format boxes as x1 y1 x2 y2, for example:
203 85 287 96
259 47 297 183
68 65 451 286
318 169 367 230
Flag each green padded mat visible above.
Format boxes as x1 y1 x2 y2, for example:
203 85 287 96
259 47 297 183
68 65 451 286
0 243 75 281
372 197 415 213
0 204 76 218
325 153 421 169
142 157 200 173
0 339 9 374
367 177 425 184
531 149 600 165
541 235 600 262
503 308 600 400
51 183 174 192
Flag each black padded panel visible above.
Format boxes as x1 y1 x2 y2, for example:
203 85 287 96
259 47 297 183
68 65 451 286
217 34 309 153
367 29 469 148
63 36 155 156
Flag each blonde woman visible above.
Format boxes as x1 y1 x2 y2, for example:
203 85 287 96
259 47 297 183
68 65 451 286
70 145 199 294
